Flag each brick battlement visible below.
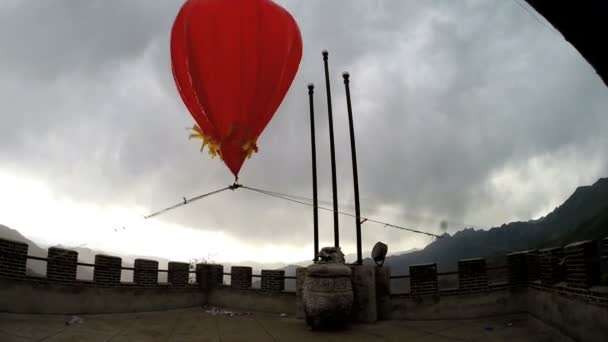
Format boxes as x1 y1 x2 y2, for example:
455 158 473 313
134 259 159 286
458 258 487 291
261 270 285 293
0 238 27 278
47 247 78 283
1 236 607 307
410 263 438 296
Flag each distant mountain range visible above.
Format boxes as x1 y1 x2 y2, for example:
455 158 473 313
2 177 607 286
381 177 608 276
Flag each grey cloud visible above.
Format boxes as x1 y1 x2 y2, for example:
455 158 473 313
0 0 606 255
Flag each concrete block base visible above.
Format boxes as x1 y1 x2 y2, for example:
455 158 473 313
349 265 377 323
375 266 392 320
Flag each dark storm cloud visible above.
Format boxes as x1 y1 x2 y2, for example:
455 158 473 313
1 0 606 254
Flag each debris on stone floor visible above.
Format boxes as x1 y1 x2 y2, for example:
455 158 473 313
203 306 252 317
280 313 288 317
65 315 84 326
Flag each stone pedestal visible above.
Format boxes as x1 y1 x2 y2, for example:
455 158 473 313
303 263 353 330
350 265 377 323
375 266 391 320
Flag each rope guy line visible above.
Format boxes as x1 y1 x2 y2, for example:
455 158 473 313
241 185 443 238
143 185 236 219
142 182 443 238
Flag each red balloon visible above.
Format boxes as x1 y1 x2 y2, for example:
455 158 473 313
171 0 303 177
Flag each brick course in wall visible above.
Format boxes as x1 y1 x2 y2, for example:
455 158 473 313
458 258 488 291
539 247 565 285
231 266 252 289
565 240 600 288
196 263 223 289
47 247 78 283
261 270 284 293
93 254 122 286
168 262 189 287
134 259 158 286
410 263 438 296
0 238 28 278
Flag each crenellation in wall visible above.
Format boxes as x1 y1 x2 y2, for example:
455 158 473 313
134 259 159 286
458 258 488 291
47 247 78 283
410 263 438 296
0 238 28 278
93 254 122 286
168 262 189 287
261 270 284 293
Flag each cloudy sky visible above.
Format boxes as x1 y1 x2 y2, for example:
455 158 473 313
0 0 606 264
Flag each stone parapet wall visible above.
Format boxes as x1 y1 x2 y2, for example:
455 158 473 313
1 234 608 342
0 277 206 314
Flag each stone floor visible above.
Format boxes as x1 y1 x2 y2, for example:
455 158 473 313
0 307 573 341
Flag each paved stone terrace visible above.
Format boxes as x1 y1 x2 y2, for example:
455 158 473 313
0 307 573 342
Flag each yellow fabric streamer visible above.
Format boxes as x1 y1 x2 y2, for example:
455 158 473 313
188 125 222 159
242 140 259 159
188 124 259 160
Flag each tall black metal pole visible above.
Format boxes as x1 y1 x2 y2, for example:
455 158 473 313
308 84 319 261
343 72 362 265
322 50 340 248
